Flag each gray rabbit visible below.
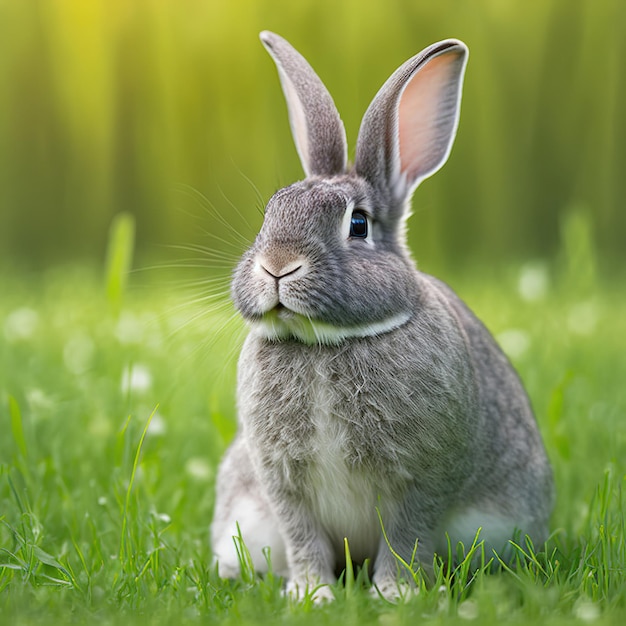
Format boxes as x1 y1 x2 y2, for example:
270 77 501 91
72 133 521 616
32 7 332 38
211 31 553 601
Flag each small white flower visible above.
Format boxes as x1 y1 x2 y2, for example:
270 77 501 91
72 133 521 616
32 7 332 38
567 301 598 336
4 307 39 342
121 364 152 394
496 329 530 360
63 333 95 374
26 388 54 413
458 600 479 620
574 599 600 622
518 262 549 302
115 311 145 345
147 411 167 436
185 457 212 481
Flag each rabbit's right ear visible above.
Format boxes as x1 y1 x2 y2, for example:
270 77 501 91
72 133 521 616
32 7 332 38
260 31 348 177
355 40 468 208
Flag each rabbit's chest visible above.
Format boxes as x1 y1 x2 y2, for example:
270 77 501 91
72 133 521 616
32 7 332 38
245 339 417 480
305 378 382 560
305 371 398 476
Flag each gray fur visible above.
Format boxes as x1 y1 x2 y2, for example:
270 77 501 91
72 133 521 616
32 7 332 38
260 31 347 176
211 31 553 600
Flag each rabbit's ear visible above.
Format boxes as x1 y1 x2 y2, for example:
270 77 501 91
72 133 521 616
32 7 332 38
355 40 468 205
260 31 348 177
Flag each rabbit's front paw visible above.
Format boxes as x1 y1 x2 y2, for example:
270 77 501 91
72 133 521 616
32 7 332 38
371 578 417 603
285 579 335 603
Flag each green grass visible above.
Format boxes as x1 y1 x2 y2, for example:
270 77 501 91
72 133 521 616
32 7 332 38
1 258 626 625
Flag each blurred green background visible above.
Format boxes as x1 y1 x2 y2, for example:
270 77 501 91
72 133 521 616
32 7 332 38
0 0 624 274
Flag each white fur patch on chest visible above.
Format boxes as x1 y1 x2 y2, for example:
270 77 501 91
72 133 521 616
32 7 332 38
306 375 381 562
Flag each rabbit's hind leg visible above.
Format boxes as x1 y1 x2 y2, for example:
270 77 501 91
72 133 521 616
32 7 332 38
210 437 288 578
436 506 527 566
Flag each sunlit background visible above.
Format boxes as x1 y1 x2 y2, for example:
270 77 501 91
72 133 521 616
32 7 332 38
0 0 624 276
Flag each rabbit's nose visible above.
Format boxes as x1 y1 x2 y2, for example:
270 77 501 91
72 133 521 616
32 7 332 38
257 255 305 281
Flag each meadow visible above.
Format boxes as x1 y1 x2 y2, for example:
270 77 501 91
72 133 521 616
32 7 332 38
2 215 626 624
2 0 626 623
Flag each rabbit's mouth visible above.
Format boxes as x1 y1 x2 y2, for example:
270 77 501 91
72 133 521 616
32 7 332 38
269 301 299 323
265 300 292 318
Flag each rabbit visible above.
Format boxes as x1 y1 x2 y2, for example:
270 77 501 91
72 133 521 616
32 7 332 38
210 31 554 601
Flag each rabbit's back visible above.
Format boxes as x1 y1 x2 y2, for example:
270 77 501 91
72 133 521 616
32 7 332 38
427 275 553 535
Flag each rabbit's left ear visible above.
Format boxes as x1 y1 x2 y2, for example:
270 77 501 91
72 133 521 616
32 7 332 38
260 31 348 177
355 40 468 205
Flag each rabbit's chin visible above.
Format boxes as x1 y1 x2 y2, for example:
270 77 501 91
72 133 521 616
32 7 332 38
250 308 411 345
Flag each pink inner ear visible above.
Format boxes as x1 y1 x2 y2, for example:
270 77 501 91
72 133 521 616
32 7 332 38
398 52 462 184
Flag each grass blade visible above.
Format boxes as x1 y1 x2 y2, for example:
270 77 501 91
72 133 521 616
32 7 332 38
118 406 158 567
8 395 27 459
104 212 135 313
344 537 354 597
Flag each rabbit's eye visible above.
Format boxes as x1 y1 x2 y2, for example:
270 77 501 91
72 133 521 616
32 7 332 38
350 211 368 238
